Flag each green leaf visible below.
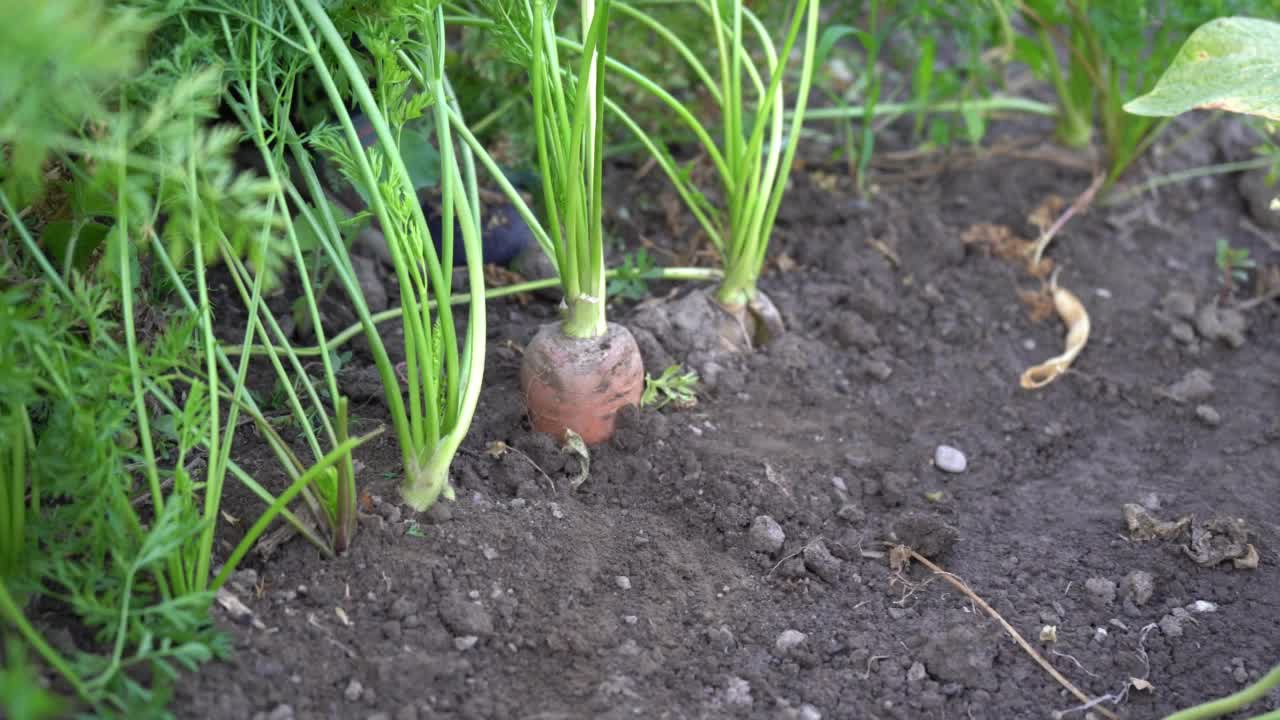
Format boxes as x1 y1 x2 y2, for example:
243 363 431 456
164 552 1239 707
39 220 110 274
1125 17 1280 122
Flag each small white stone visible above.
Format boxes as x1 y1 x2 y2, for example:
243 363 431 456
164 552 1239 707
623 615 638 624
775 629 807 654
1093 627 1108 643
615 576 632 590
748 515 786 554
1188 600 1218 613
454 635 478 651
934 445 967 474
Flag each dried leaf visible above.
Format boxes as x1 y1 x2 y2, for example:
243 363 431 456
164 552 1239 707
1020 283 1090 389
1123 503 1192 541
1027 195 1065 234
562 429 590 489
1130 677 1155 692
1018 288 1057 323
1186 515 1255 568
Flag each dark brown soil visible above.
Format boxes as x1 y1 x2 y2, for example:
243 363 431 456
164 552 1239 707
167 120 1280 720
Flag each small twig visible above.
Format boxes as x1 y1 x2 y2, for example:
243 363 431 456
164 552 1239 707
889 545 1120 720
859 655 892 681
1233 285 1280 312
767 539 821 578
1032 173 1106 267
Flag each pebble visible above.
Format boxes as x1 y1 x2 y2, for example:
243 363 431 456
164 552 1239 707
623 615 638 624
344 679 364 702
1188 600 1218 614
267 705 295 720
724 676 753 706
748 515 786 554
1122 570 1155 607
1195 404 1221 427
395 706 419 720
907 661 928 683
864 359 893 382
1084 577 1117 607
933 445 967 474
453 635 478 651
796 704 822 720
774 629 807 655
1169 321 1197 345
1233 665 1250 684
615 576 632 590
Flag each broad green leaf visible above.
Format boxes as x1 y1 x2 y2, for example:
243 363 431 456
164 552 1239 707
1125 17 1280 122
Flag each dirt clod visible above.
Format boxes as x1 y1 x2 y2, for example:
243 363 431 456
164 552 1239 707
1196 304 1248 348
1161 290 1198 321
832 311 881 350
802 540 843 582
1122 570 1156 607
891 513 959 559
437 594 494 637
915 612 999 691
1084 577 1118 607
1167 368 1216 403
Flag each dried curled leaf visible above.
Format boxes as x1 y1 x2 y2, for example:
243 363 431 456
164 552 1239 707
562 429 590 489
1020 284 1090 389
1124 503 1192 541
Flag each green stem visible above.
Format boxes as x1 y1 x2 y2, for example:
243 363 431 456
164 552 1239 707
211 429 379 590
223 267 722 358
1103 158 1275 207
796 95 1057 121
1163 665 1280 720
0 579 92 703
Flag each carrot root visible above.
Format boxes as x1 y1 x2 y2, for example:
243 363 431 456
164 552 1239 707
520 321 644 445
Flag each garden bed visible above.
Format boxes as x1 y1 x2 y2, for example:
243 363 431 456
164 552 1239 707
163 122 1280 719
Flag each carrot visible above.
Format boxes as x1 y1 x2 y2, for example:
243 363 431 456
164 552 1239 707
520 322 644 445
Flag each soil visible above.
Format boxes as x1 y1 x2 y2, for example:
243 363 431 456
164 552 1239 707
140 115 1280 719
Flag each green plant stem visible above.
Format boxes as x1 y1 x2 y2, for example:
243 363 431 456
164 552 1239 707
224 267 722 359
1163 665 1280 720
211 429 379 590
797 95 1057 121
0 579 91 703
1103 157 1276 206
